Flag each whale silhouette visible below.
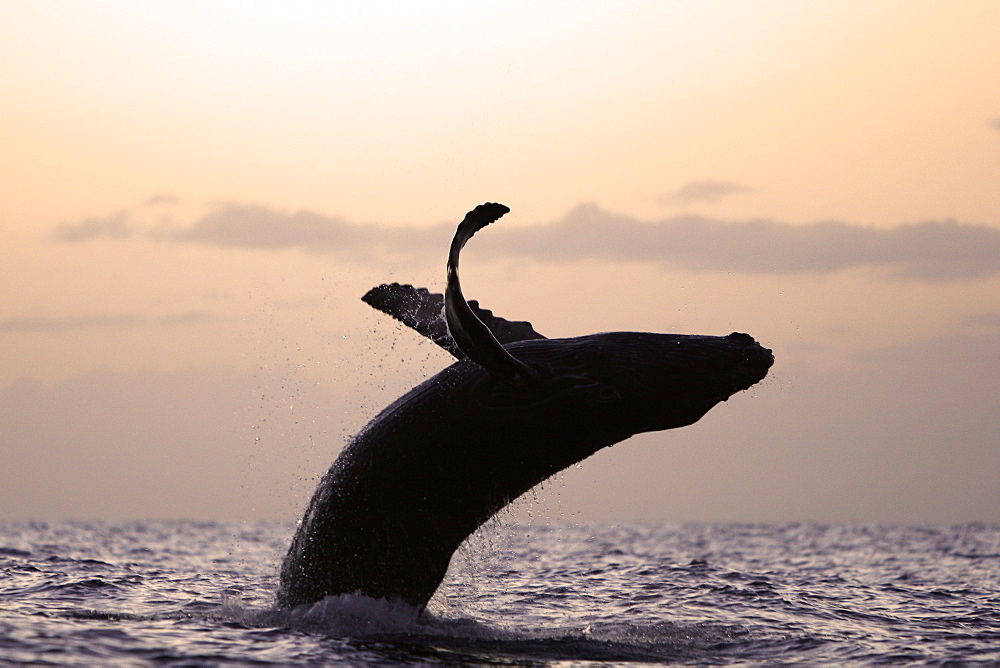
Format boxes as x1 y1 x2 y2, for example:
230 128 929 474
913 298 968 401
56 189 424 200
277 203 773 609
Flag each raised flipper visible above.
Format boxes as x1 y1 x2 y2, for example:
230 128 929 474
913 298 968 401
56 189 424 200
446 203 537 384
362 283 459 357
362 283 545 360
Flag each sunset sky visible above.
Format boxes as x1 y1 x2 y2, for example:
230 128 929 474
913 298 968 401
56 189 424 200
3 2 998 524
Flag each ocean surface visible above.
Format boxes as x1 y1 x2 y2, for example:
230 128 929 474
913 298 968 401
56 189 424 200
1 520 998 665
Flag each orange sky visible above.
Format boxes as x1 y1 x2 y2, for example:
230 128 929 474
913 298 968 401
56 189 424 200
2 2 998 523
4 2 999 229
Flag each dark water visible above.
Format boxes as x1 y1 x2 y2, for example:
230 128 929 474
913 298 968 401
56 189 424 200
1 521 998 665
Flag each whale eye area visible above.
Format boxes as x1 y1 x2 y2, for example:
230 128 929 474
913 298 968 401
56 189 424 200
725 332 757 345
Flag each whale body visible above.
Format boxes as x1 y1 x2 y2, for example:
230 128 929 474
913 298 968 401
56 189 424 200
277 203 773 609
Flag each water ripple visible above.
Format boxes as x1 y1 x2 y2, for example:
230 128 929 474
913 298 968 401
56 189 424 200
0 521 997 664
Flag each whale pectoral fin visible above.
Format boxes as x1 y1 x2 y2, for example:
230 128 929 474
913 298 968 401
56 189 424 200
446 203 537 384
362 283 547 360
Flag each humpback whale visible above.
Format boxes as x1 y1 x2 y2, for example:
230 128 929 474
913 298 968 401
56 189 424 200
277 203 773 609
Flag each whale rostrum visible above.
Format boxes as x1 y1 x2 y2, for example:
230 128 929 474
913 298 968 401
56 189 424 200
277 203 774 609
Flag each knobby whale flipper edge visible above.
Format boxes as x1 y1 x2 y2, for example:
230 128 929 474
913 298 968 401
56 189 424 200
362 282 545 360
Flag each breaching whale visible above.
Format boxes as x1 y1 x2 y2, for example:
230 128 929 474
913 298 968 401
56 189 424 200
277 203 773 609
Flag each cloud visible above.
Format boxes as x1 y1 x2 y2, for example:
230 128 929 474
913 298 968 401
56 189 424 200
52 211 136 241
990 117 1000 134
55 201 449 257
481 205 1000 281
965 311 1000 330
0 311 216 332
53 202 1000 281
144 194 185 206
168 204 436 252
659 180 752 205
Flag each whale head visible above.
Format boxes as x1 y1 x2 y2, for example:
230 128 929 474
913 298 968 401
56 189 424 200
506 330 773 437
623 331 773 432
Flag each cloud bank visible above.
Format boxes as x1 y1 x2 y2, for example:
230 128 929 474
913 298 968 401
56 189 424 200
54 203 1000 281
0 312 216 333
659 180 752 205
53 211 135 241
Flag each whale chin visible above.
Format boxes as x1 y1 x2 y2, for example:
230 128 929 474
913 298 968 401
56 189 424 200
726 333 774 392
